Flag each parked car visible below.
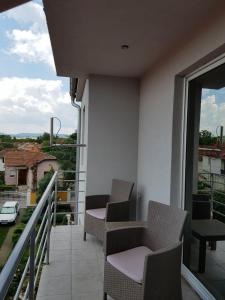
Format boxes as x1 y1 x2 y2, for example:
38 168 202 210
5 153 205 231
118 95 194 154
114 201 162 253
0 201 19 225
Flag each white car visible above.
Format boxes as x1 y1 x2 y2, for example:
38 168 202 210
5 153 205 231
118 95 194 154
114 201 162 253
0 201 19 225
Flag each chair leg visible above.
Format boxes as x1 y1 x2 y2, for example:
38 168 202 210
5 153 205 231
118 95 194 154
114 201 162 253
103 292 107 300
83 231 86 241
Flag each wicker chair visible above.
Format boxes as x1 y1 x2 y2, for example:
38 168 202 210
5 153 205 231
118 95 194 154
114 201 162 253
103 201 188 300
83 179 134 242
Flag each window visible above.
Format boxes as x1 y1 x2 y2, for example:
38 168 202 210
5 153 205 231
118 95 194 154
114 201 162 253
10 170 16 177
81 106 86 164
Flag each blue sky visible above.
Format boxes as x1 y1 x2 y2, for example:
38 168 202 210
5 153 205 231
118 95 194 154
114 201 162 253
201 88 225 135
0 1 77 134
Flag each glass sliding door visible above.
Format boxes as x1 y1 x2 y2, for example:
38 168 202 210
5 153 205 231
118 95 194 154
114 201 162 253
184 62 225 299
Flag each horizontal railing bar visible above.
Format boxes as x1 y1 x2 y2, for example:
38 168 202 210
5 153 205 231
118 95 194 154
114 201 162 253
0 171 58 299
213 200 225 207
56 201 84 204
35 208 48 242
35 223 48 265
212 190 225 196
34 235 48 289
13 258 30 300
55 212 84 215
24 214 53 300
57 179 85 182
213 209 225 218
24 235 48 300
51 144 86 148
58 170 86 173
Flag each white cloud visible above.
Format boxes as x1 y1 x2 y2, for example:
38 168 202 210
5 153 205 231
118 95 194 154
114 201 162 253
5 2 55 69
5 2 46 32
7 29 54 68
0 77 76 134
200 95 225 135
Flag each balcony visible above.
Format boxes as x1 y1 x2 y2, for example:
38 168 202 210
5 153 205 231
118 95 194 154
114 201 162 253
37 225 200 300
0 171 200 299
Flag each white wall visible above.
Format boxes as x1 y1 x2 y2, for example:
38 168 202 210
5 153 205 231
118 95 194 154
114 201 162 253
79 79 89 223
202 156 222 175
137 9 225 219
0 158 5 172
85 75 139 205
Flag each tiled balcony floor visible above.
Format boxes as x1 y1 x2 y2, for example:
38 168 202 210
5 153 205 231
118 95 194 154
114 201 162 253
36 226 201 300
190 239 225 299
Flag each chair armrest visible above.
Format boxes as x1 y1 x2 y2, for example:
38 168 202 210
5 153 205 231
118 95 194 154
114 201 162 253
85 195 110 210
143 242 182 299
105 226 144 256
106 201 130 222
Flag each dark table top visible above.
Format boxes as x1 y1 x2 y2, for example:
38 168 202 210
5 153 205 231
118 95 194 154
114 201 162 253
192 219 225 240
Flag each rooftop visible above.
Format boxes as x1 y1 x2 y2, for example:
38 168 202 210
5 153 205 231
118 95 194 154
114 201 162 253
3 149 57 168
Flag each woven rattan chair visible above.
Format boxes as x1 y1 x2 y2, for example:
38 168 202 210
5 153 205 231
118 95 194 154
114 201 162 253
83 179 134 242
103 201 188 300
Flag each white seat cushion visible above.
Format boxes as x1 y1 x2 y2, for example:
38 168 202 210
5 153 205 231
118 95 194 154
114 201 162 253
107 246 152 283
86 208 106 219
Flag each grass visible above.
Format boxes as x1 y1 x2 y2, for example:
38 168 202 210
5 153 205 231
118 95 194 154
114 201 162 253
0 226 10 249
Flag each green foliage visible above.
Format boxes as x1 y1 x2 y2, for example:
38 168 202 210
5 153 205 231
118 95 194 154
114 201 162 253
0 184 16 191
198 181 211 190
0 171 4 185
199 130 217 145
0 134 12 142
0 226 9 249
37 171 54 201
37 132 50 142
20 208 34 224
69 132 77 140
42 146 76 174
56 204 71 225
0 134 15 151
12 223 25 247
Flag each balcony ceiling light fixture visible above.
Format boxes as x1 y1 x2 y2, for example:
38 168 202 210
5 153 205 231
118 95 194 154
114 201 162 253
121 44 129 50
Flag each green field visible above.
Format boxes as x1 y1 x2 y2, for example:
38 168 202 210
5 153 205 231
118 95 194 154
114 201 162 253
0 226 9 249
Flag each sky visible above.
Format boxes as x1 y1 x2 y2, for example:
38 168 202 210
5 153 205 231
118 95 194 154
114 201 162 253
0 0 77 135
200 88 225 136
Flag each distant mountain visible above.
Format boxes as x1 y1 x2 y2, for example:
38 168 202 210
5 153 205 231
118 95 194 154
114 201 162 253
10 133 41 139
9 133 69 139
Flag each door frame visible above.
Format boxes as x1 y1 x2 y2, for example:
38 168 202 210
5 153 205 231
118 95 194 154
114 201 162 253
172 53 225 300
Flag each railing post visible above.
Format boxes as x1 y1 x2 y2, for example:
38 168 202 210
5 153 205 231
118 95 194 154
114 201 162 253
46 193 52 265
210 173 214 219
53 173 58 226
28 229 35 300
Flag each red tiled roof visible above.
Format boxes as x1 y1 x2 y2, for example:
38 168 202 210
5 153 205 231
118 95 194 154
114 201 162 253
4 150 57 167
199 145 225 160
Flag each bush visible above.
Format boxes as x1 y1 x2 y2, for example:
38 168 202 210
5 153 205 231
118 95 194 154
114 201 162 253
20 208 34 224
12 223 25 247
37 171 54 201
0 184 16 191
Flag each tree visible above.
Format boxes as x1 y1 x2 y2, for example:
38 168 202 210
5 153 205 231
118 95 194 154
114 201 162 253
37 171 53 200
199 130 217 145
37 132 50 144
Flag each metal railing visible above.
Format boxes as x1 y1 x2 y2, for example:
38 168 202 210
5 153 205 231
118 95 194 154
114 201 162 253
198 172 225 220
0 170 85 299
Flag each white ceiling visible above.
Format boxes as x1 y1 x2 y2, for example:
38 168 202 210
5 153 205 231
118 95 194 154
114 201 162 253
43 0 224 78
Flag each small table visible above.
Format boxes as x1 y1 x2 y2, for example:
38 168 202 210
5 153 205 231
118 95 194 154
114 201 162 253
192 219 225 273
106 221 146 231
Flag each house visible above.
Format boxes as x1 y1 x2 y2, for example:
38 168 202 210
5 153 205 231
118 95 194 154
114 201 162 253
2 0 225 299
0 149 7 172
17 142 42 152
198 146 225 175
42 1 225 298
3 149 59 190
